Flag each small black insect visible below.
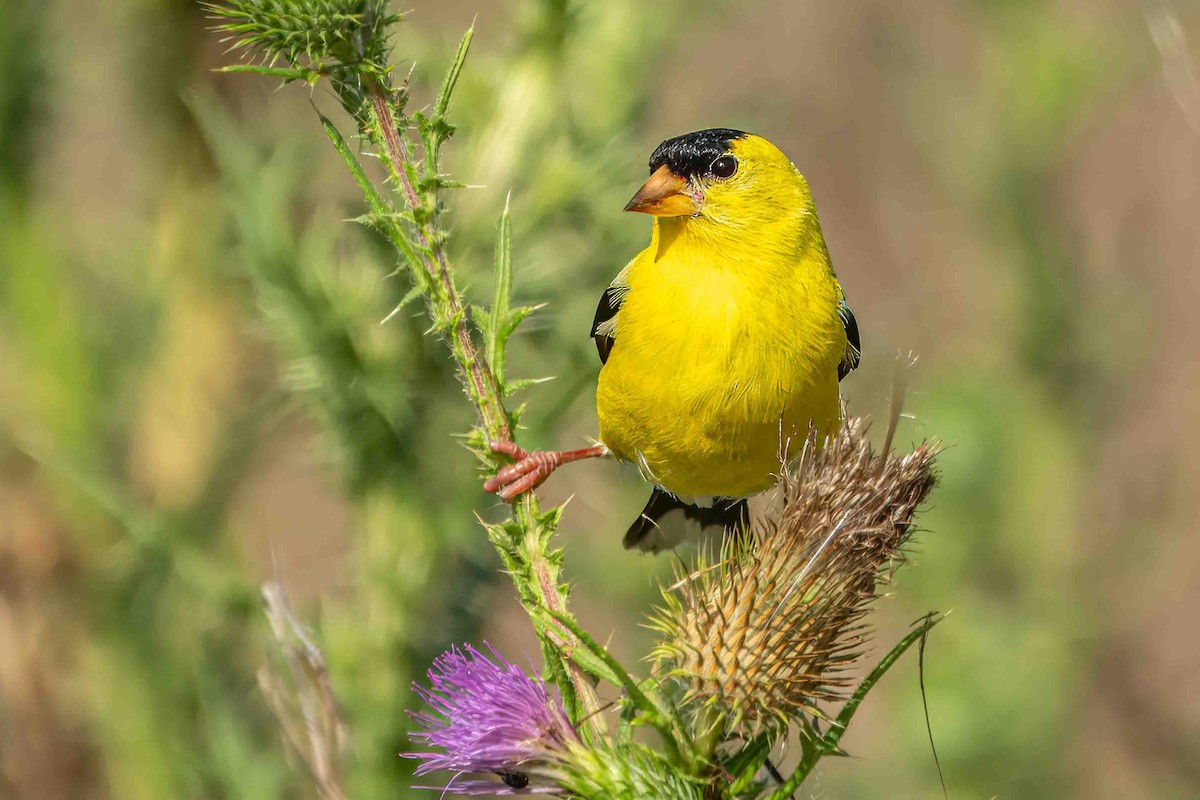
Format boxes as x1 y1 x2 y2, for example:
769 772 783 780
498 770 530 789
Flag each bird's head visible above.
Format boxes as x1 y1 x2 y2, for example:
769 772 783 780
625 129 816 246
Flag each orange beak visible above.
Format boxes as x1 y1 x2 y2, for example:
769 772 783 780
623 165 700 216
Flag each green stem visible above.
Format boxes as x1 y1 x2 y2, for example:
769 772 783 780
364 82 588 711
544 608 686 762
767 614 942 799
366 84 512 443
514 500 601 728
766 738 821 800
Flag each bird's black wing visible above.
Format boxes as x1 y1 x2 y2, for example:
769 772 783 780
837 296 861 381
623 488 749 552
590 262 632 364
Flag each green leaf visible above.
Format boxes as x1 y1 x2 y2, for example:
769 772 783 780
319 114 424 269
765 613 942 800
410 202 435 226
470 303 493 344
502 375 553 396
433 176 467 191
320 114 389 213
540 617 623 687
216 64 321 84
823 613 942 753
543 608 689 766
555 743 708 800
479 196 544 395
486 197 513 382
434 25 474 125
506 303 544 329
380 284 425 325
723 733 773 795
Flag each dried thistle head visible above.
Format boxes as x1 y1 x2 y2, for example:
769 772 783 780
652 415 939 737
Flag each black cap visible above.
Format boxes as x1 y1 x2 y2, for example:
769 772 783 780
648 128 747 178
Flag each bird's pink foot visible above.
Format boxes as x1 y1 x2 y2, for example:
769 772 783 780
483 441 608 502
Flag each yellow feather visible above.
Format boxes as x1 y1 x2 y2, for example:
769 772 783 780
597 135 847 498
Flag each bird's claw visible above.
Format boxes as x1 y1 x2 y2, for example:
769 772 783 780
483 442 558 502
483 441 608 502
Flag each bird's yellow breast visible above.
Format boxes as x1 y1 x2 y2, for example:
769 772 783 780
596 218 845 499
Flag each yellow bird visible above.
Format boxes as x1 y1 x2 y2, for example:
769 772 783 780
485 129 860 550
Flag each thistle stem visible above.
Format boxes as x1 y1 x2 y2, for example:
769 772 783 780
368 87 421 212
766 749 818 800
521 503 603 727
367 84 512 443
364 79 596 722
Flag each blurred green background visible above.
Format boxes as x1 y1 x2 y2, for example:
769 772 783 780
2 0 1199 797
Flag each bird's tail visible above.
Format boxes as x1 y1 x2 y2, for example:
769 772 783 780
622 488 749 553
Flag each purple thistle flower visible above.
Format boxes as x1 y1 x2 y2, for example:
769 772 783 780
405 643 578 795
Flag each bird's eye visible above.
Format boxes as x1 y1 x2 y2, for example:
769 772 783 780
710 155 738 179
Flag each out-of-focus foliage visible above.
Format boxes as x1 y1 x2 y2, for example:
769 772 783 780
1 1 1199 799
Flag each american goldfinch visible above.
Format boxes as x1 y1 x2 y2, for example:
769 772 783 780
485 129 860 550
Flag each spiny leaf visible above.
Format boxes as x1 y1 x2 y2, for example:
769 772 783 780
722 733 773 795
505 302 544 331
323 114 427 270
823 613 942 753
487 197 513 382
434 25 473 126
380 284 424 325
471 303 492 341
410 203 436 226
765 613 943 800
532 612 623 688
351 213 429 290
418 172 466 193
554 743 709 800
533 502 566 542
544 608 688 766
502 375 553 396
216 64 321 83
320 113 390 215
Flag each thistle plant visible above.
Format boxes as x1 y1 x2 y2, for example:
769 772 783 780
208 2 943 796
